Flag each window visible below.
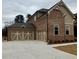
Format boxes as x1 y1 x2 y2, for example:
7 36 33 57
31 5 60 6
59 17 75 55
53 24 59 35
65 25 70 35
55 27 58 35
34 16 36 21
66 29 69 35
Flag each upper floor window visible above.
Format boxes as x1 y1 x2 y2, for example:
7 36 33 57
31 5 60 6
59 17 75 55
34 16 36 21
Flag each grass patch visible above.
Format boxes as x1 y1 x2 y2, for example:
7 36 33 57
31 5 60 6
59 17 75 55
54 44 77 55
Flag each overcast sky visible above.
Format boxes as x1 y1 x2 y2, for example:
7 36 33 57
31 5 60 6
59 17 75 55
2 0 77 27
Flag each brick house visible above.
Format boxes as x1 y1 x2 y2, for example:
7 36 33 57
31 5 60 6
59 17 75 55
7 0 75 44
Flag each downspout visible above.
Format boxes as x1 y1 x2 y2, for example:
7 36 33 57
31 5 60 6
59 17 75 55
46 12 48 42
64 15 66 42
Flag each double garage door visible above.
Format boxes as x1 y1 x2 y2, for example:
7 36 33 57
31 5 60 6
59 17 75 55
11 32 34 40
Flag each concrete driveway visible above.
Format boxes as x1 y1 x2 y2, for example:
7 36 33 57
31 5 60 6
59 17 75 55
2 40 77 59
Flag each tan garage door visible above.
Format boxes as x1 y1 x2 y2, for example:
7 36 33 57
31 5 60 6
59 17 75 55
36 31 46 41
11 32 34 40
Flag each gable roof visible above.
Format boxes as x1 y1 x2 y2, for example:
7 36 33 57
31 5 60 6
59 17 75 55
27 0 75 22
48 0 74 18
37 8 48 13
31 8 48 17
27 8 48 22
8 23 35 30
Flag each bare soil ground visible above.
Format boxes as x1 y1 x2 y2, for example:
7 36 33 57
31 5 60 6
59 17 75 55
54 44 77 55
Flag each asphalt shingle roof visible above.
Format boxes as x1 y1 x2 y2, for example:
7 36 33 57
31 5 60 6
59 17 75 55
8 23 35 29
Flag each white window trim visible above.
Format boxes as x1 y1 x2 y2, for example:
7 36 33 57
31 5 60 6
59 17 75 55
53 24 60 36
65 25 71 35
34 16 36 21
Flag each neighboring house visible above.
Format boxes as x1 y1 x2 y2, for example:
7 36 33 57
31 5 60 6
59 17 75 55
2 27 8 41
5 0 76 44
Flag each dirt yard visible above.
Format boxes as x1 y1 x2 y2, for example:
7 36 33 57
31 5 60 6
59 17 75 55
54 44 77 55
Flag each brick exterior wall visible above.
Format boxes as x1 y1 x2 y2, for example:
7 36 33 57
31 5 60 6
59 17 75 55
47 9 65 43
28 13 47 31
34 15 47 31
27 13 48 41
